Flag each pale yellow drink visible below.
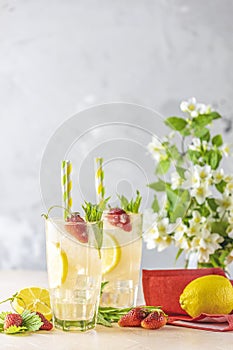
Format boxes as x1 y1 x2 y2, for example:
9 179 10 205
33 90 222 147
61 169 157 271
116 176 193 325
45 218 102 331
101 213 142 308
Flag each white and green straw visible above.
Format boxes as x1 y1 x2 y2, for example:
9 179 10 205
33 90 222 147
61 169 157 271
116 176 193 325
95 157 105 203
61 160 72 218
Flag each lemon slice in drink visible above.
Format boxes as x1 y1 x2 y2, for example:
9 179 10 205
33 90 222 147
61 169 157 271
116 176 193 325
46 242 68 288
102 233 121 274
13 287 52 320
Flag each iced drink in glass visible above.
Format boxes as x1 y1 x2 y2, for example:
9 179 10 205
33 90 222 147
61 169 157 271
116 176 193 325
100 210 142 308
45 217 102 331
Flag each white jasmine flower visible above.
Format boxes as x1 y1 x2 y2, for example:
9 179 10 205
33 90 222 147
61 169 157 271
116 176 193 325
142 208 158 232
189 210 206 226
191 183 211 204
197 103 212 115
195 164 212 182
186 223 202 237
189 138 201 151
174 233 190 251
225 180 233 195
227 225 233 239
213 168 224 184
143 217 172 252
226 250 233 265
180 97 199 117
220 143 232 157
191 229 223 263
216 194 233 216
171 172 183 190
224 174 233 183
173 218 187 237
147 136 167 162
183 167 200 189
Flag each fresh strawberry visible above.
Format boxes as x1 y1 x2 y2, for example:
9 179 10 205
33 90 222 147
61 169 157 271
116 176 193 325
4 313 23 330
106 208 132 232
65 213 88 243
36 312 53 331
141 310 167 330
118 307 150 327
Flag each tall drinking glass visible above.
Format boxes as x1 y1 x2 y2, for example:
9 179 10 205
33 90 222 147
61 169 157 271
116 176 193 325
100 212 143 308
45 217 102 331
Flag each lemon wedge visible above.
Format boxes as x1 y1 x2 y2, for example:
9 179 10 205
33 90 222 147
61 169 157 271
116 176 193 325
12 287 52 321
46 242 68 288
101 233 121 274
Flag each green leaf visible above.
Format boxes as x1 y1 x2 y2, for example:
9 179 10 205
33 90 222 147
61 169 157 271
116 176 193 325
97 313 112 327
211 221 228 236
212 134 223 147
188 150 201 164
21 310 43 332
207 150 222 170
175 248 184 261
148 179 166 192
180 128 191 136
207 198 218 211
215 180 226 193
170 190 190 223
176 166 186 180
82 198 110 222
152 195 160 213
156 159 171 175
167 145 180 160
199 205 210 217
118 190 142 213
194 127 210 140
93 221 103 257
5 325 27 334
165 117 187 131
209 111 221 120
165 185 179 211
193 114 214 127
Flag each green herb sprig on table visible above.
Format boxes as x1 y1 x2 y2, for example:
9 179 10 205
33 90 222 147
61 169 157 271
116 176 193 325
118 190 142 213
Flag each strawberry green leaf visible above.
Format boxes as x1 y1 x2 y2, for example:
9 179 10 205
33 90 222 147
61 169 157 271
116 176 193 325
21 310 43 332
5 325 27 334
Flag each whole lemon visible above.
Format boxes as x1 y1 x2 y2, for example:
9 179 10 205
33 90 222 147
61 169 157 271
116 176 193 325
179 275 233 317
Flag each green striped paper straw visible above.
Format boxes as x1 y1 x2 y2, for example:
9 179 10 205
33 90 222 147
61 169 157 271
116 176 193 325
61 160 72 219
95 157 105 203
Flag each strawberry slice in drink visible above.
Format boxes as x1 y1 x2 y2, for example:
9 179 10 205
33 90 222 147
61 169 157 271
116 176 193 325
106 208 132 232
65 213 88 243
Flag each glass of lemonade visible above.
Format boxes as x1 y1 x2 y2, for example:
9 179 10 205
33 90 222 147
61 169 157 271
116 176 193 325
45 217 102 331
100 210 143 308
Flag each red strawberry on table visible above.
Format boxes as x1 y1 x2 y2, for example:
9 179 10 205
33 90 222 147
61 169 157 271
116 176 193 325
118 307 150 327
36 312 53 331
65 213 88 243
106 208 132 232
4 313 23 330
141 310 167 330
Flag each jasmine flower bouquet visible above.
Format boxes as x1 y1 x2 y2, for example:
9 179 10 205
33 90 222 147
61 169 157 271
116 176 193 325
145 98 233 270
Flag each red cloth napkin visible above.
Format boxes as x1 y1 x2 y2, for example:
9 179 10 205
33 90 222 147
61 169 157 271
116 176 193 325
142 268 233 332
168 314 233 332
142 268 226 315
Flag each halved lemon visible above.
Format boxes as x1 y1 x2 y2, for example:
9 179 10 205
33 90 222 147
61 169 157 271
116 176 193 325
46 242 68 288
101 233 121 274
12 287 52 321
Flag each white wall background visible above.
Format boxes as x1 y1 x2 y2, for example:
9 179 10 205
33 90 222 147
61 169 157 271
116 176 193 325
0 0 233 272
